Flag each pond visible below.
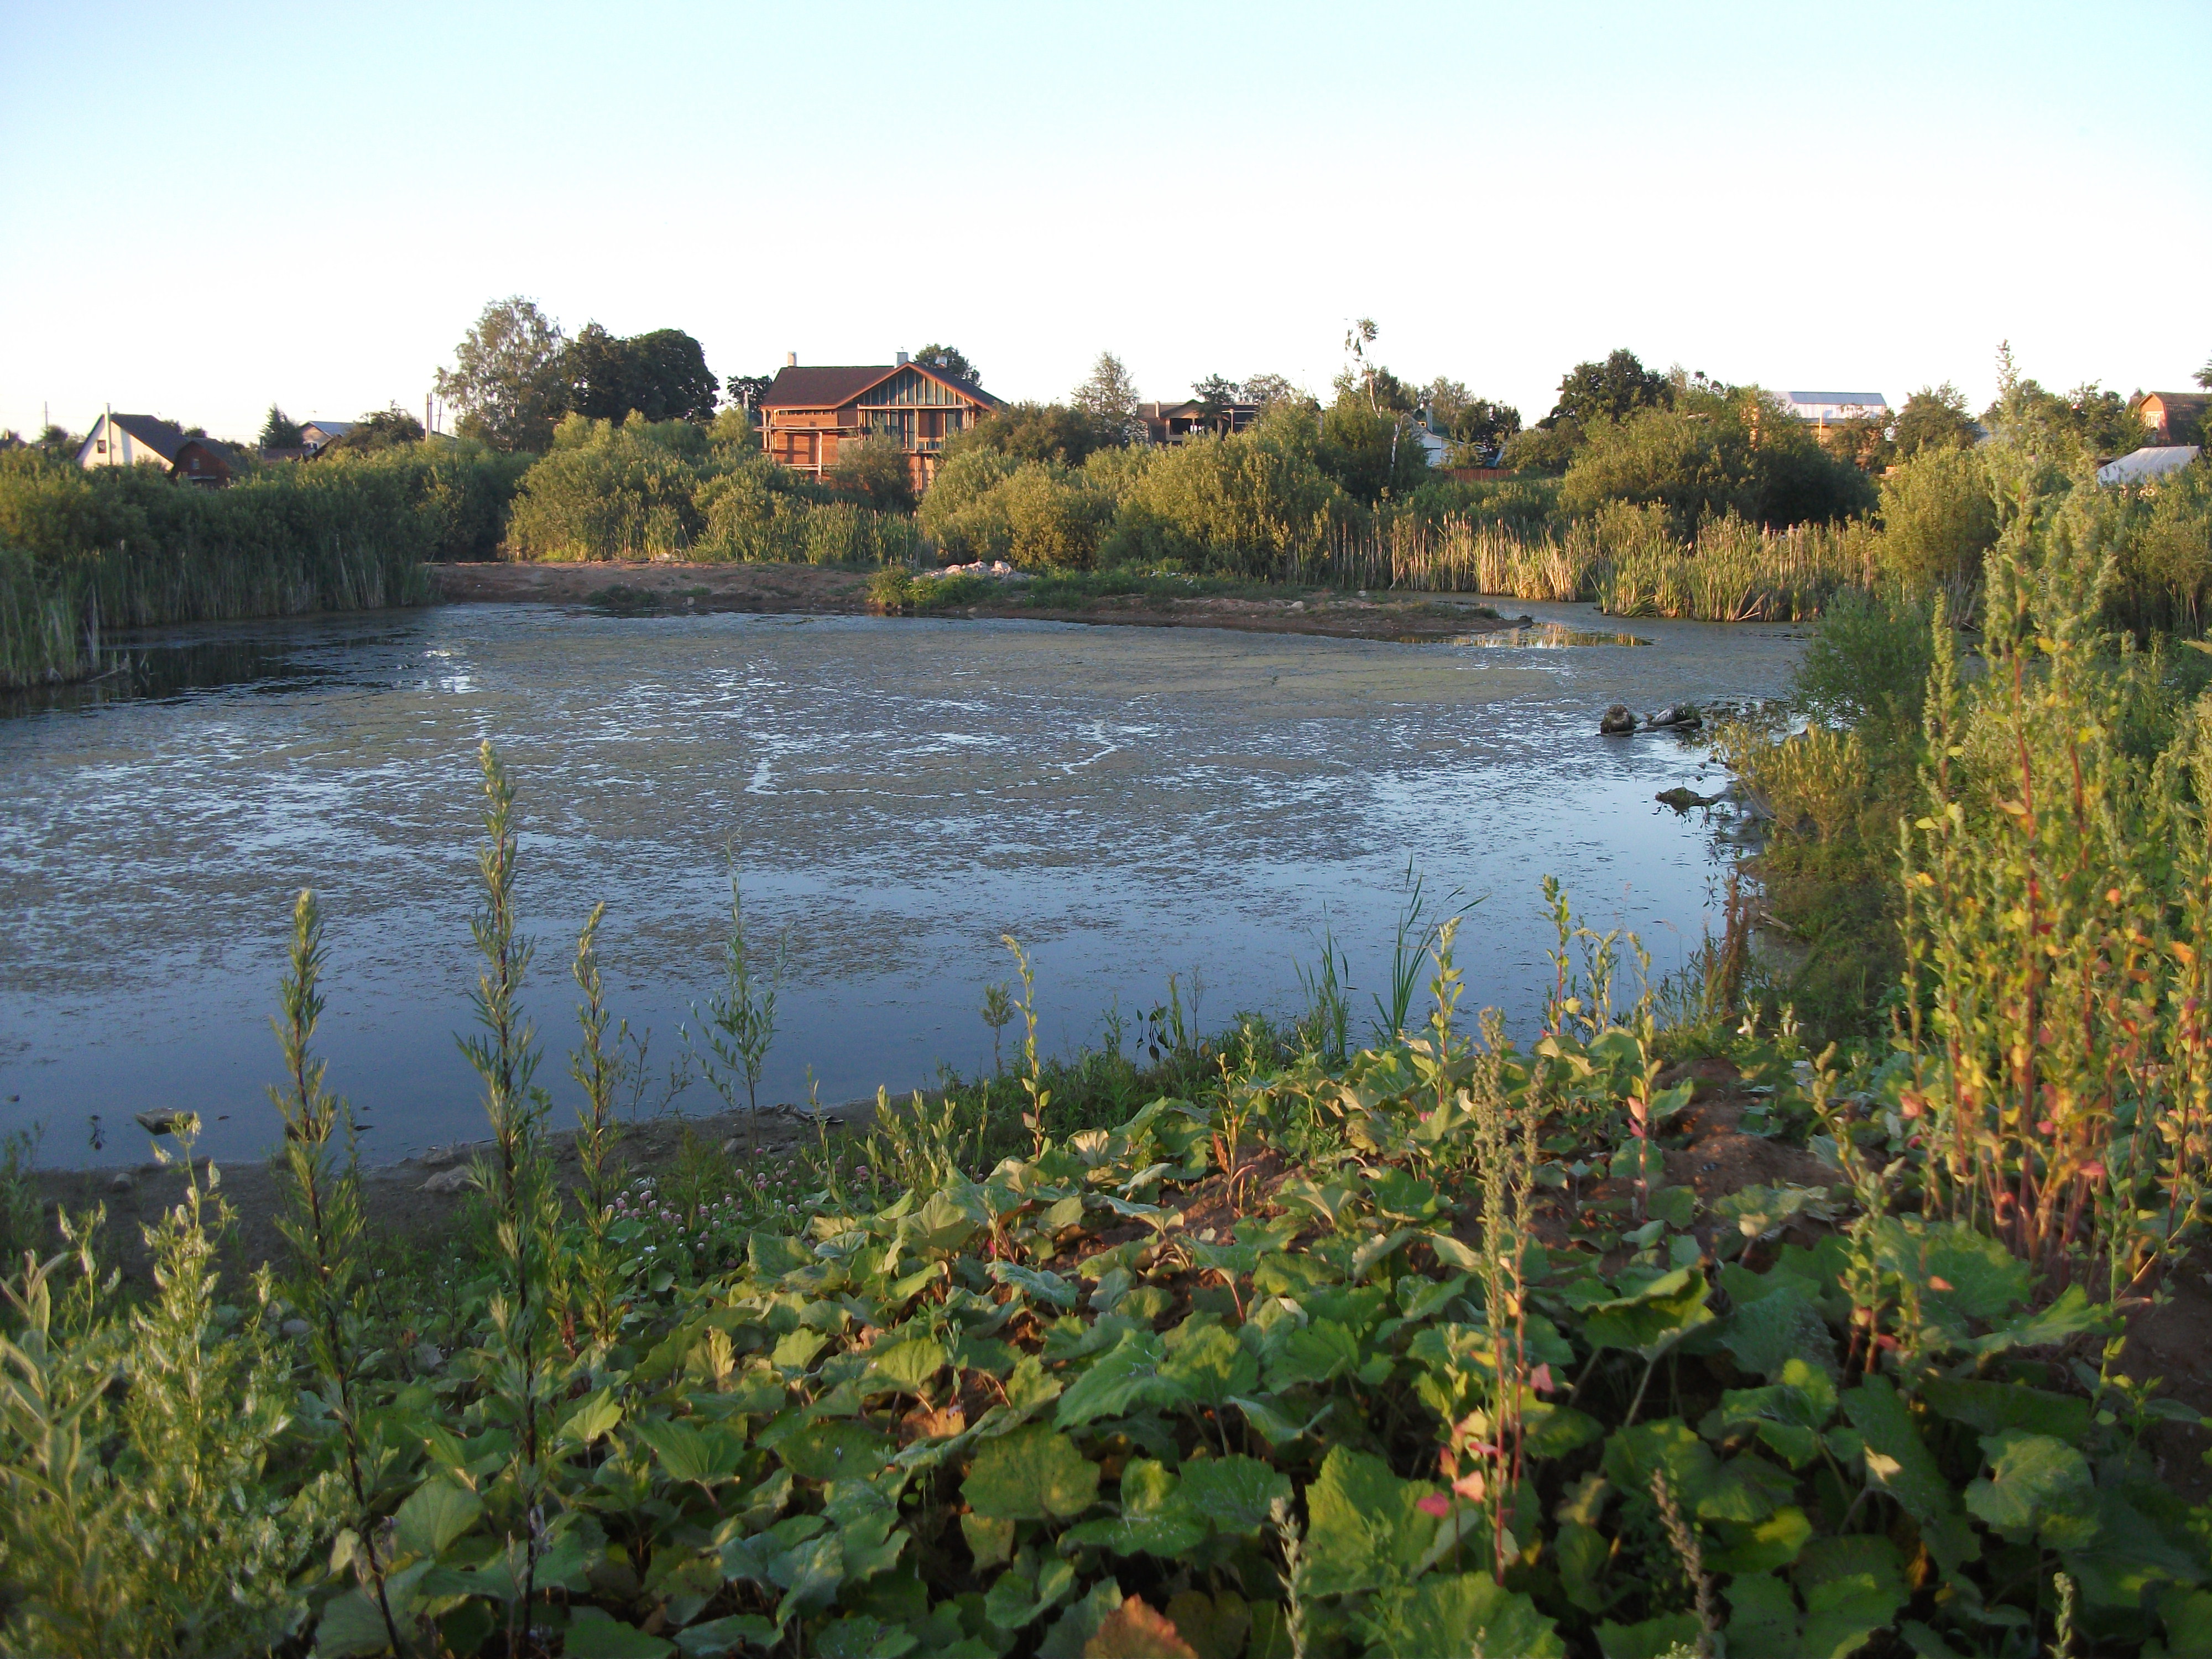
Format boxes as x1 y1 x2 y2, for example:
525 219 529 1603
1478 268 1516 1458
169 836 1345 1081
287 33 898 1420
0 600 1807 1165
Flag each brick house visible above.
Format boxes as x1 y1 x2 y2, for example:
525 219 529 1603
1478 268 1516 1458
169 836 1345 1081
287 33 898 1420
759 354 1001 494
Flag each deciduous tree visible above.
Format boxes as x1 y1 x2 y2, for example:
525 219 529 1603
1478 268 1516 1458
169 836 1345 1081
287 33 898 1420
325 406 425 454
948 402 1109 467
724 373 773 414
434 296 569 453
1240 372 1300 409
1191 374 1242 433
912 343 980 386
1449 398 1521 454
1548 348 1670 425
1892 383 1978 458
565 325 718 425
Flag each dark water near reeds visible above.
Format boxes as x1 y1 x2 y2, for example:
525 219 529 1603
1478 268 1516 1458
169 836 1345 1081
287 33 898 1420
0 602 1806 1166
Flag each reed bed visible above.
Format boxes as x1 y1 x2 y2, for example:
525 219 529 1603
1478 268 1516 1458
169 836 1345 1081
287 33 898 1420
1301 511 1882 620
0 453 496 688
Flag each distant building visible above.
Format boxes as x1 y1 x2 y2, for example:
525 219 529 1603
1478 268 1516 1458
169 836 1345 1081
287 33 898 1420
1138 399 1261 444
75 413 233 487
2133 392 2205 446
1779 390 1889 427
758 355 1001 494
297 420 353 456
2097 446 2200 487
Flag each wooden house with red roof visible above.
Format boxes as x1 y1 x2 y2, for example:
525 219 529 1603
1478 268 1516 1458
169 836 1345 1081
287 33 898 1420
2135 391 2206 446
758 353 1001 494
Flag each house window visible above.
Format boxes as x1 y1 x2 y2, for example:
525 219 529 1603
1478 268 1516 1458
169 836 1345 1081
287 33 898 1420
96 439 107 453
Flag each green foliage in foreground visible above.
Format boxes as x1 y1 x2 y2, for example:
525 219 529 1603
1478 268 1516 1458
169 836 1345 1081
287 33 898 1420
3 751 2210 1657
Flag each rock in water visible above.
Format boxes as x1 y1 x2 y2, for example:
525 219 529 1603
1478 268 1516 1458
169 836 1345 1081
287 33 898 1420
1647 703 1703 730
133 1108 197 1137
1599 703 1637 735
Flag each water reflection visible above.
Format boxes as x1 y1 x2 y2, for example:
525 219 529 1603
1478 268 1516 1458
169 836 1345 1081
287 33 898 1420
0 602 1802 1165
1459 622 1651 649
3 627 398 713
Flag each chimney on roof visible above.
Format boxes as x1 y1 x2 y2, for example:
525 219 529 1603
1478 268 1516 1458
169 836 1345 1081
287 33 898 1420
896 351 909 366
786 352 797 367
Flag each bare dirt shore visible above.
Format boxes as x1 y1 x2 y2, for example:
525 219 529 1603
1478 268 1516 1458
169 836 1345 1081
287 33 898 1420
426 560 1525 644
35 1102 869 1286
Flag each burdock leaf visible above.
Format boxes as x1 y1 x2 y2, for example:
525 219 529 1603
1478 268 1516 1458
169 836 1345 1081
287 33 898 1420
860 1336 948 1399
1368 1572 1566 1659
1302 1446 1437 1597
1839 1375 1978 1572
1083 1596 1200 1659
1794 1535 1905 1659
1963 1432 2099 1548
394 1477 483 1561
1581 1268 1714 1358
565 1615 676 1659
1057 1329 1168 1429
1175 1455 1291 1537
964 1425 1101 1521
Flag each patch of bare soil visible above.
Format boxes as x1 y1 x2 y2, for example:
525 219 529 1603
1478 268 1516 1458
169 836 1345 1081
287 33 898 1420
33 1102 872 1286
2116 1255 2212 1505
426 562 1524 644
1658 1060 1845 1217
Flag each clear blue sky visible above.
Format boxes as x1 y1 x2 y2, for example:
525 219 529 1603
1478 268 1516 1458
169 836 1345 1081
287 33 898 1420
3 2 2205 442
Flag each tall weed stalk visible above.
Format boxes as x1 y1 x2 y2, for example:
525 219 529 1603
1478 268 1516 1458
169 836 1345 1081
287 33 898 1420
568 901 628 1348
458 740 561 1656
693 858 787 1152
268 889 408 1656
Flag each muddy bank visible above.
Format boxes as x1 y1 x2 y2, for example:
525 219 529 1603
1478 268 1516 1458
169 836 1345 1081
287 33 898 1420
32 1100 872 1284
426 560 1522 643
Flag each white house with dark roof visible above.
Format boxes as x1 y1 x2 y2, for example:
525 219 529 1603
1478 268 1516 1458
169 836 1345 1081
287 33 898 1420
75 413 234 486
297 419 352 455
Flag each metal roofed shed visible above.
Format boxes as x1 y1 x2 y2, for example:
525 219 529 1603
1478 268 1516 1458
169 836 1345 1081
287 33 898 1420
2096 445 2201 486
1780 391 1890 422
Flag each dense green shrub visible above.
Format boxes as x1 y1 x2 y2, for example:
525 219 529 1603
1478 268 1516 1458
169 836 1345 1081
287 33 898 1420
943 401 1113 467
1560 388 1876 534
1872 443 1997 592
2100 460 2212 636
823 435 917 514
505 414 711 560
